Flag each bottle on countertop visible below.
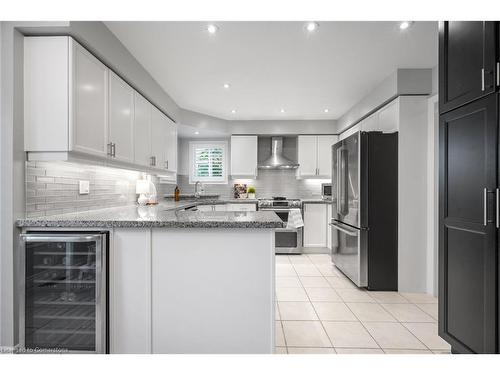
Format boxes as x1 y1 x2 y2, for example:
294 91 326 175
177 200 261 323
174 186 180 202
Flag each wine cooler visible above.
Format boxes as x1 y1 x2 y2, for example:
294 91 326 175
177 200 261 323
19 232 108 353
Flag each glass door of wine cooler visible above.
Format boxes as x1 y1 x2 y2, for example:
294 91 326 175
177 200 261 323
19 233 107 353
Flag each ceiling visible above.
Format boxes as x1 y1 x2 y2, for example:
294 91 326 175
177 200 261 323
105 21 438 121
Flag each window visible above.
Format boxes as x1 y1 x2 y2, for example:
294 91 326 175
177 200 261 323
189 141 228 184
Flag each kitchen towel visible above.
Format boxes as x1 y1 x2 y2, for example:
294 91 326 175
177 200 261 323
287 208 304 229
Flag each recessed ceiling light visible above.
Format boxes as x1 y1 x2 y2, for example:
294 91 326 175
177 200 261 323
194 131 200 135
399 21 413 30
223 83 230 89
280 109 285 113
305 22 319 32
231 109 236 114
207 24 218 34
324 109 329 113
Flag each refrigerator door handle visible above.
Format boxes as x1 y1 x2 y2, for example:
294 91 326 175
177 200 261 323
496 188 499 228
336 148 341 215
330 221 359 236
484 187 488 226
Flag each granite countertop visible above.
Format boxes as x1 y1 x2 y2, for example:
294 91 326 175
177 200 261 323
17 202 283 229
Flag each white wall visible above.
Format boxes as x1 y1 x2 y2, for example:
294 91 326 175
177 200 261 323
231 120 337 135
0 22 26 347
397 96 429 293
427 94 439 296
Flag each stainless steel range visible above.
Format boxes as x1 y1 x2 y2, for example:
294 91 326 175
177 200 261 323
258 197 303 254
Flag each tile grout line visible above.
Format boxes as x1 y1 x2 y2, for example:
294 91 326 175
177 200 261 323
370 299 438 352
290 255 336 352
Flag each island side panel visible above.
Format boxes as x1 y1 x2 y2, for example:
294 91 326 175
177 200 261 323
151 228 275 354
110 228 152 353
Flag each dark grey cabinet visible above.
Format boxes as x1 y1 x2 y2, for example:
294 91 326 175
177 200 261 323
439 21 496 114
438 95 498 353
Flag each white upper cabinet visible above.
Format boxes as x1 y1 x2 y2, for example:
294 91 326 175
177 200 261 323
108 71 135 163
24 36 178 177
151 106 177 172
317 135 338 177
297 136 318 177
230 136 258 177
164 116 178 173
151 106 167 170
133 92 152 167
377 100 399 132
297 135 338 178
72 41 109 157
338 99 400 140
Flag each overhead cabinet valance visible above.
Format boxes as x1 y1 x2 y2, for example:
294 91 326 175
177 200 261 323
24 36 177 176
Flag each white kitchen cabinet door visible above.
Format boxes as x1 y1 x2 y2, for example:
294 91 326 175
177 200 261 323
214 204 227 211
110 229 151 353
359 113 378 132
72 41 109 157
303 203 327 247
317 135 338 177
326 204 332 250
133 92 152 167
230 136 258 177
151 106 167 170
297 136 318 177
164 117 178 172
377 100 399 132
108 72 134 163
226 203 257 212
24 37 70 152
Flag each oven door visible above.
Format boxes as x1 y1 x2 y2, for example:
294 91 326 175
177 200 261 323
330 221 366 287
260 208 303 254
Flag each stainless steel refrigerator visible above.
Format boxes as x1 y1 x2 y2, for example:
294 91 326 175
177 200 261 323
330 131 398 290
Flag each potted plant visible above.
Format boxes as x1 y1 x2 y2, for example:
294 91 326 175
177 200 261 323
247 186 256 199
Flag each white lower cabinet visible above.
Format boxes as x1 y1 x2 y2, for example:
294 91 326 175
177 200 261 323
303 203 327 247
110 229 151 354
151 229 274 353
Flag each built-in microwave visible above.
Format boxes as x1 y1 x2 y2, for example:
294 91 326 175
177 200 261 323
321 183 332 199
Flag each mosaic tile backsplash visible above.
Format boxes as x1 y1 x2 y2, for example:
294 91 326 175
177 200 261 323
166 169 329 200
25 161 171 217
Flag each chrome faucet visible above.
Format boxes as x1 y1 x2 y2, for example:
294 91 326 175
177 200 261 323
194 181 202 198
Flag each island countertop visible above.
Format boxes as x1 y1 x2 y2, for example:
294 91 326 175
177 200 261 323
16 202 284 229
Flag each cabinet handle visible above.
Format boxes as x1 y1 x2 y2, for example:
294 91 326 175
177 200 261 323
150 156 155 167
484 188 488 226
111 143 116 158
496 188 499 229
497 62 499 87
166 160 169 170
481 68 485 91
107 143 112 156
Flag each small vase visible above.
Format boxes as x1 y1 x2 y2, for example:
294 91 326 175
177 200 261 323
248 193 256 199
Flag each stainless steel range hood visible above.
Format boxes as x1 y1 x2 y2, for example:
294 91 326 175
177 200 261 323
258 137 299 169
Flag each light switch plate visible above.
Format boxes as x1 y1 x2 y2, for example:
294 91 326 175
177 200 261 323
79 180 90 195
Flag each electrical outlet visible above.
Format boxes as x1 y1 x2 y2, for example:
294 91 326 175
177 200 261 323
79 180 90 195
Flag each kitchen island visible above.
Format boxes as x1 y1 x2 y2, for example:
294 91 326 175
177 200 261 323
17 203 282 354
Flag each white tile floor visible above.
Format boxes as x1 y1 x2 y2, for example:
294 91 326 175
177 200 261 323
274 254 451 354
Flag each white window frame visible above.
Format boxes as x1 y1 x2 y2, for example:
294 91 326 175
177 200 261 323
189 141 228 184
